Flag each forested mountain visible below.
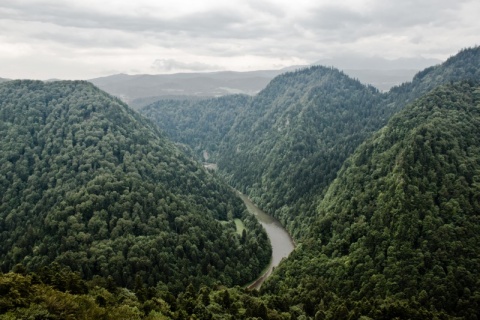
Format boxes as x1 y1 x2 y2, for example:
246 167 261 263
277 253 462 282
142 47 480 241
0 80 270 293
3 48 480 319
141 95 251 161
217 67 383 238
263 82 480 318
219 46 480 239
387 46 480 108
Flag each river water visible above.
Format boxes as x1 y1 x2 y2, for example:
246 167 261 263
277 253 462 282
238 192 295 289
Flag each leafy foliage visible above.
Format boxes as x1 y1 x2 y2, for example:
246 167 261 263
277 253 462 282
141 47 480 243
141 95 250 161
263 82 480 319
0 80 270 293
218 66 384 239
0 268 305 320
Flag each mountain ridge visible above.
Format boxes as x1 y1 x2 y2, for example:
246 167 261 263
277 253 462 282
263 81 480 318
0 80 270 292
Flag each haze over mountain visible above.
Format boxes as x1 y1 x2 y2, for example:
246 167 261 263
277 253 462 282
90 55 441 109
314 55 442 91
89 69 295 109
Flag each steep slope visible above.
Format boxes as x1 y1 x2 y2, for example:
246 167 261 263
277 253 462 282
218 66 382 238
141 94 251 161
0 80 270 292
219 46 480 239
386 46 480 108
139 47 480 242
264 82 480 319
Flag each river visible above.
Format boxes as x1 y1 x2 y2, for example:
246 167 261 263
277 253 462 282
237 192 295 289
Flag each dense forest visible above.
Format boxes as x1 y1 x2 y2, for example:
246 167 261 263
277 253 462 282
2 47 480 319
141 95 251 160
0 80 270 294
264 81 480 319
142 47 480 241
2 84 479 320
142 67 385 239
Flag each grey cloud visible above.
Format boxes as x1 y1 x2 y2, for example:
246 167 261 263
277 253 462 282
0 0 478 80
372 0 468 28
245 0 286 18
303 0 469 38
305 6 367 30
0 1 267 40
31 28 142 49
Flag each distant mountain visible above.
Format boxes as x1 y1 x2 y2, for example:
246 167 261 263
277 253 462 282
0 77 10 83
0 80 270 292
264 81 480 319
314 54 441 70
89 69 296 109
90 56 441 109
314 55 441 91
342 68 419 91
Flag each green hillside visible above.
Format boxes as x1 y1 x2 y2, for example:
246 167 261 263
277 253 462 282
0 80 270 293
217 67 384 238
386 46 480 109
142 67 384 239
263 82 480 319
141 47 480 242
141 94 251 160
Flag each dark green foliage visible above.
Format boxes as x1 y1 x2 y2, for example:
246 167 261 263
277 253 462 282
0 80 270 293
0 270 301 319
3 47 480 318
141 94 250 161
142 47 480 242
386 46 480 110
218 66 383 239
263 82 480 319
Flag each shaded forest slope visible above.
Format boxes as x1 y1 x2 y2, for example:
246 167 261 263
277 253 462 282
141 47 480 240
263 82 480 319
141 94 251 160
0 80 270 293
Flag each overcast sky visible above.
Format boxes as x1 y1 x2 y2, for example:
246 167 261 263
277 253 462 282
1 0 478 80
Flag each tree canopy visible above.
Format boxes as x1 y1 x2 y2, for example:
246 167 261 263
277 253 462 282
263 81 480 319
0 80 270 293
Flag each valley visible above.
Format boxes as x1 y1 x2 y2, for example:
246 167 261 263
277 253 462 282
1 46 480 319
238 192 295 290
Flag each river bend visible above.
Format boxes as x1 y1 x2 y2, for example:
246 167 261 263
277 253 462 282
238 192 295 289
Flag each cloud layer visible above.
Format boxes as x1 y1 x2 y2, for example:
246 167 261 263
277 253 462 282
0 0 478 79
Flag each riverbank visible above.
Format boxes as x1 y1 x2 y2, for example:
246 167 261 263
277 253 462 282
237 192 295 289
